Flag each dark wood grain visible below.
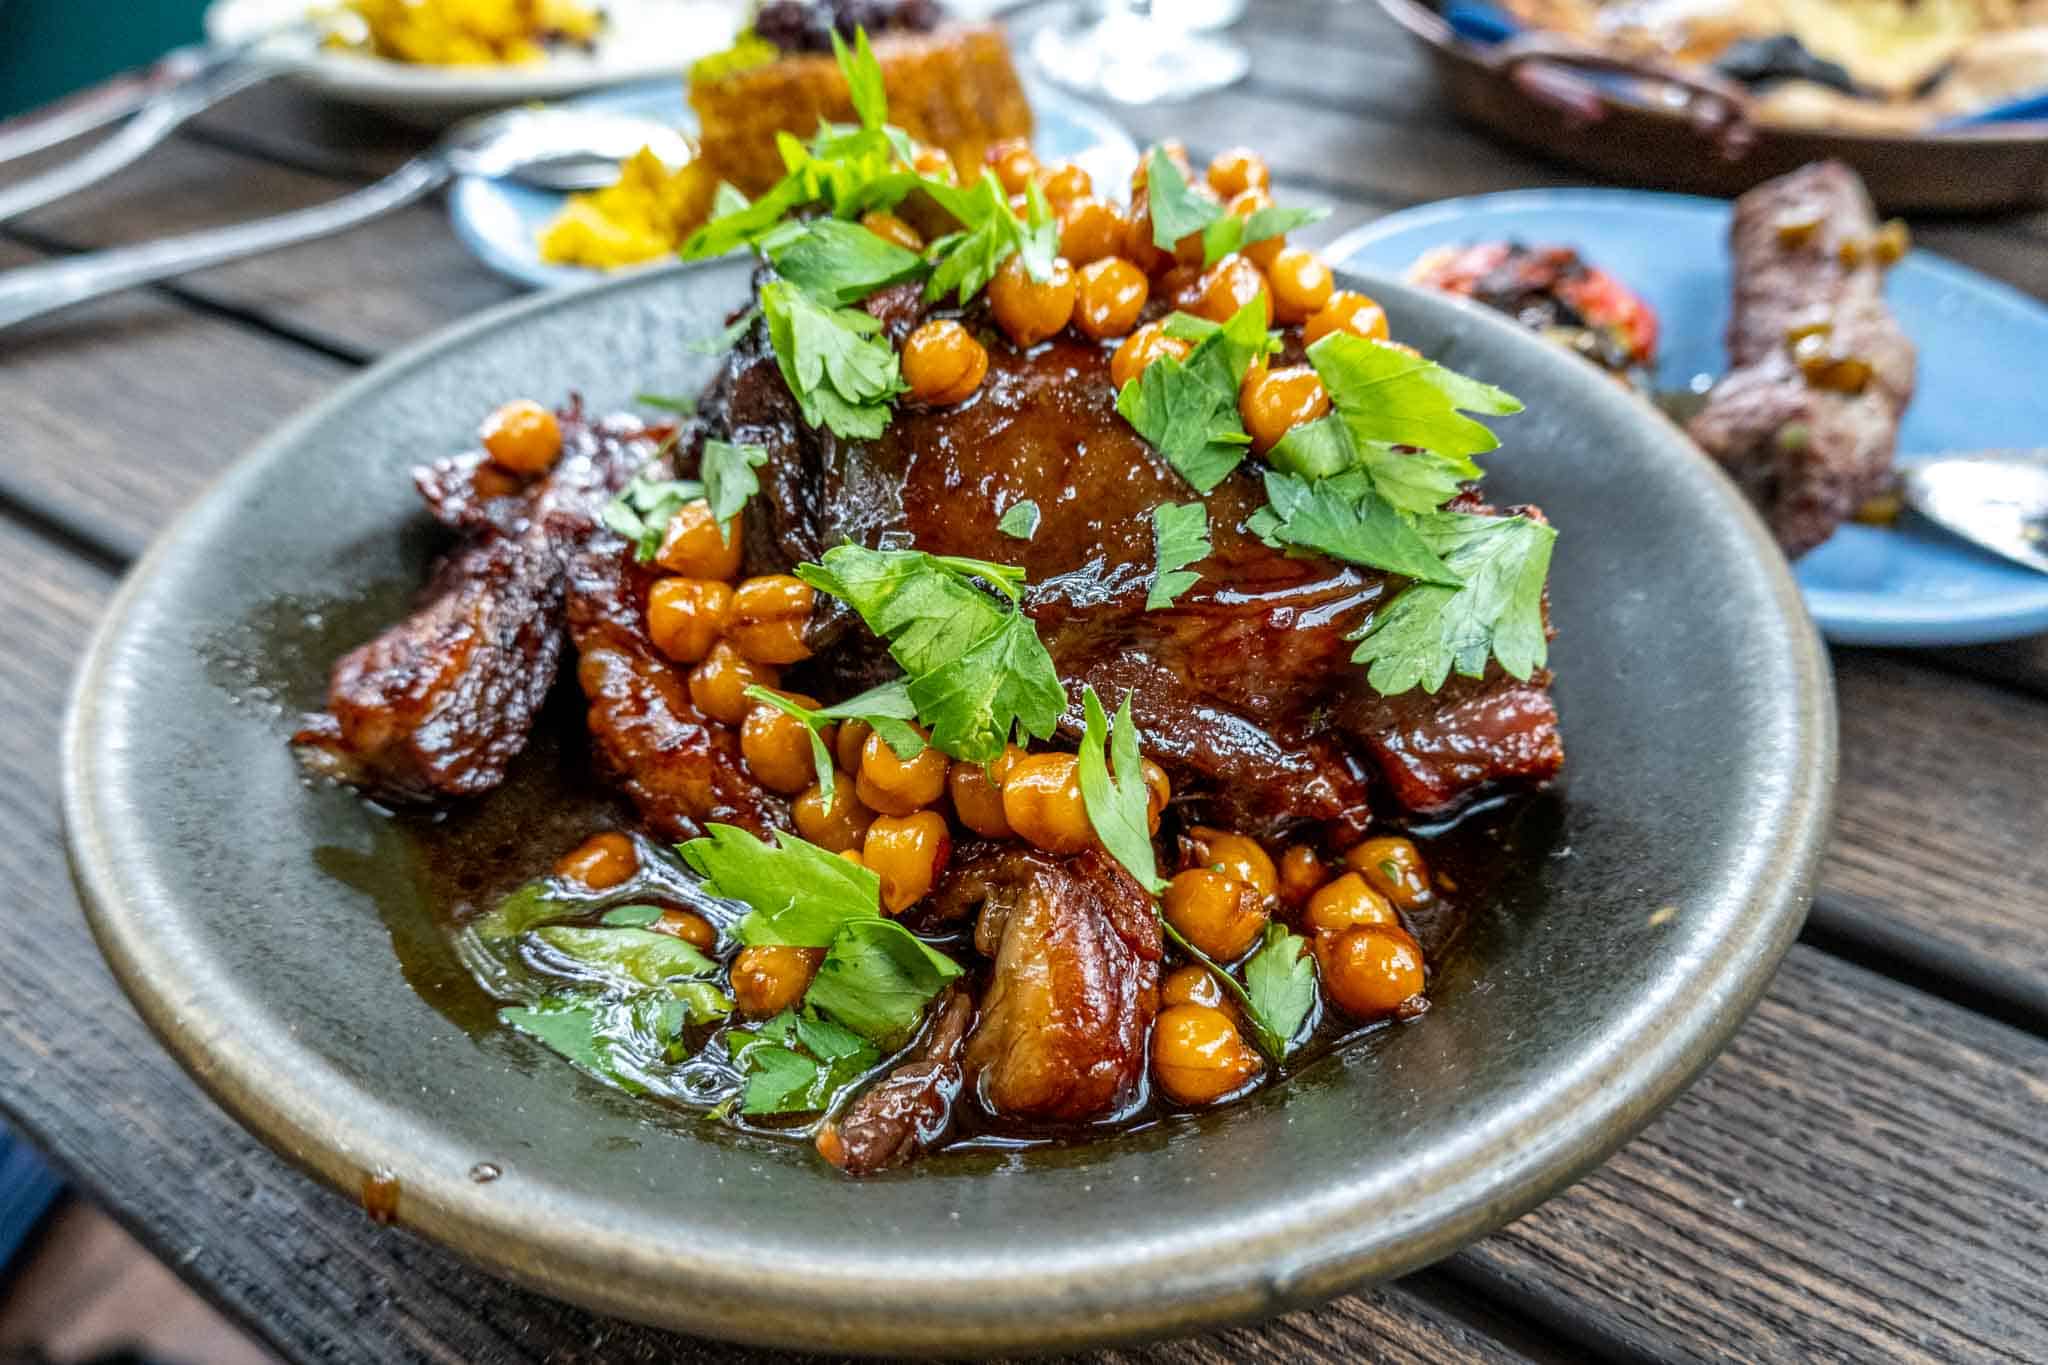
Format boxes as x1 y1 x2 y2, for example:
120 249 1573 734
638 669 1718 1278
1461 944 2048 1364
0 242 348 561
8 137 517 360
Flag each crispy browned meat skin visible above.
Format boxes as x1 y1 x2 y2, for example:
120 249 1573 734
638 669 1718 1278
1687 161 1915 557
818 990 972 1175
957 847 1161 1122
711 290 1561 830
558 437 790 840
292 409 659 802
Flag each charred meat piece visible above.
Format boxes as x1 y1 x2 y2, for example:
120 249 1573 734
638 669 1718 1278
1409 241 1660 375
559 436 791 841
817 990 972 1176
292 409 659 803
959 847 1161 1122
712 310 1561 832
1687 161 1915 557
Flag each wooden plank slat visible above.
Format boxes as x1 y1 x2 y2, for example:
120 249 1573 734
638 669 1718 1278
0 242 348 562
1815 650 2048 1024
9 137 517 360
1457 944 2048 1364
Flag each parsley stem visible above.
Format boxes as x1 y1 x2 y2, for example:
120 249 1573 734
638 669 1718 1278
1157 914 1289 1062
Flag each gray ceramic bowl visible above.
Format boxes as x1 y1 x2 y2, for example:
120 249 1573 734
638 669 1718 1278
63 260 1834 1355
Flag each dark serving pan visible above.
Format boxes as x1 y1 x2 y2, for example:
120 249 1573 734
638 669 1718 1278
1378 0 2048 213
63 259 1832 1354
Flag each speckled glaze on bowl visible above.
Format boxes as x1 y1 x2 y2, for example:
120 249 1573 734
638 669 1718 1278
63 260 1834 1356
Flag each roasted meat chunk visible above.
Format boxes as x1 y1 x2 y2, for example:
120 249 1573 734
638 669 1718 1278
1409 241 1660 374
709 309 1561 832
1687 161 1915 556
818 990 972 1175
292 409 658 802
558 444 791 841
959 847 1162 1122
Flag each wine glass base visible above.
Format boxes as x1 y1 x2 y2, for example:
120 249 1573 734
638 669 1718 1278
1029 13 1250 105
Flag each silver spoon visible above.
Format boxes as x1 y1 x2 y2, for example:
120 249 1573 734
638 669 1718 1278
0 106 690 332
1901 449 2048 576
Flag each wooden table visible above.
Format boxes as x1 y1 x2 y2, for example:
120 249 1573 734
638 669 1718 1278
3 3 2046 1361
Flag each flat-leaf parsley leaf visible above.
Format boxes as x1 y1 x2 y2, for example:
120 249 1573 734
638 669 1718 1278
1349 510 1556 693
1146 501 1210 609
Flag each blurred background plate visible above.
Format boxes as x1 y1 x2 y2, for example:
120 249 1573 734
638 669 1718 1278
1331 189 2048 646
1377 0 2048 213
446 75 1140 291
204 0 746 117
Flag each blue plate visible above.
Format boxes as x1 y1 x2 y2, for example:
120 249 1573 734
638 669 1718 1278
448 77 1139 294
1329 189 2048 646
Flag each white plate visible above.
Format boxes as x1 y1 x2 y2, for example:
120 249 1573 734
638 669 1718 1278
204 0 746 119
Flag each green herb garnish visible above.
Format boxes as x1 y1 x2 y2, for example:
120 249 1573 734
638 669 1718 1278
1142 147 1327 268
1246 468 1459 585
1348 509 1556 693
602 469 705 563
685 304 760 357
681 824 962 1047
741 679 926 804
1240 925 1318 1055
1075 685 1165 894
997 499 1041 541
634 392 696 414
731 1009 881 1115
1146 501 1210 609
700 438 768 538
759 279 905 440
795 546 1064 764
598 904 665 928
764 217 927 306
921 173 1058 304
1115 300 1275 493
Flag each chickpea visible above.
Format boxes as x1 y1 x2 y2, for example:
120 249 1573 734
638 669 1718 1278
835 718 873 774
988 254 1077 348
902 319 990 405
985 139 1040 195
1240 364 1332 453
1266 245 1334 326
1164 868 1268 961
1207 147 1271 199
1184 826 1278 902
728 574 814 664
856 726 949 816
1318 925 1425 1020
1001 752 1094 854
652 908 716 951
1123 197 1174 276
1056 195 1127 266
1109 322 1192 390
1343 836 1434 912
861 209 923 252
1161 963 1228 1012
794 774 876 852
655 499 742 579
1140 759 1171 835
731 944 823 1018
1180 254 1272 326
1072 257 1150 341
911 144 956 184
1036 160 1092 205
479 399 562 475
1303 873 1398 937
863 810 953 914
949 745 1024 839
686 641 778 727
839 847 866 867
1151 1003 1261 1106
1227 188 1286 271
1304 291 1391 346
740 691 830 795
1278 843 1330 908
646 577 732 665
555 831 637 889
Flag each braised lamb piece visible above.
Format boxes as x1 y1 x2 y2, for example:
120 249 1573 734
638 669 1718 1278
292 406 660 802
1687 161 1916 556
709 297 1562 836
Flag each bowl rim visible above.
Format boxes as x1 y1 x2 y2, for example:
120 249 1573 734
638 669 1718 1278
61 257 1836 1354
